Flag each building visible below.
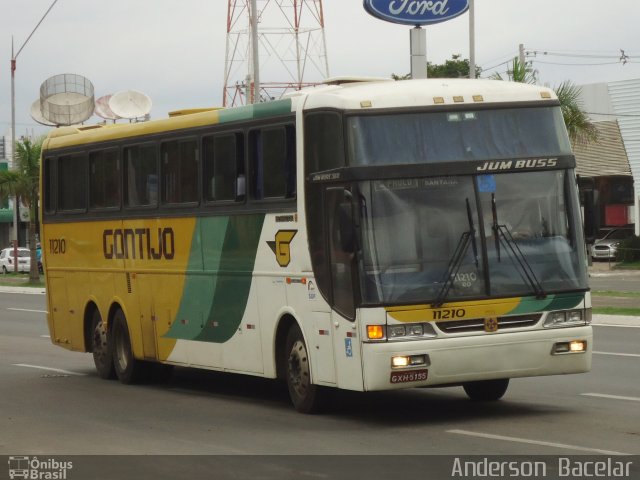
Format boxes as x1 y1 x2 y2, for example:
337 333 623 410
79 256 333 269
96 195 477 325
577 79 640 239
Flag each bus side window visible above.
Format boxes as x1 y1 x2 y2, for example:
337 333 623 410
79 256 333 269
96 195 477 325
58 154 87 212
124 144 158 208
249 125 296 201
89 149 120 210
203 133 244 202
304 112 345 173
43 157 56 214
161 139 198 205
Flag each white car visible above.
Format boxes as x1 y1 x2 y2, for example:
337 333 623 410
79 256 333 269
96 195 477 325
0 247 31 273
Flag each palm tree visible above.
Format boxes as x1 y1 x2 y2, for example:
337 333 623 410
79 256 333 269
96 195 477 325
491 58 597 144
0 136 43 283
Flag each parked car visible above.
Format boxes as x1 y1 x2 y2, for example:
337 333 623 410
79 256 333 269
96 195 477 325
0 247 32 273
591 227 635 260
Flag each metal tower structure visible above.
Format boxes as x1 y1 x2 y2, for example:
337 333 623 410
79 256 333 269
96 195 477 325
224 0 330 107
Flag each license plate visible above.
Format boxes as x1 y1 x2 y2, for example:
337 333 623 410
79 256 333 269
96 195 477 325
390 369 428 384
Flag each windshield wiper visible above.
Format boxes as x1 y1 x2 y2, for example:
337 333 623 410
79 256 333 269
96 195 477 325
491 193 546 299
432 199 477 308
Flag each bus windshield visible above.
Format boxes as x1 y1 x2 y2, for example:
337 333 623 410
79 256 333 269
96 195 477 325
357 170 588 305
347 107 572 165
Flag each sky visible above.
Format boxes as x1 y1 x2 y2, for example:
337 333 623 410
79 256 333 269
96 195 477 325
1 0 640 138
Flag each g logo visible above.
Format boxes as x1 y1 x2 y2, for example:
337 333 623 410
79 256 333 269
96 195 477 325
268 230 297 267
484 317 499 333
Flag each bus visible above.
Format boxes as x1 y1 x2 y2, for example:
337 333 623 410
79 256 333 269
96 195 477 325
40 78 592 413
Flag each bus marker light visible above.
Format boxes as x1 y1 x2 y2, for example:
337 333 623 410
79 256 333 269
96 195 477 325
367 325 384 340
473 95 484 102
453 96 464 103
360 100 373 108
433 96 445 104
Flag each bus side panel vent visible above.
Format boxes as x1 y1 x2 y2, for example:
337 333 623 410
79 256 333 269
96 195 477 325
126 273 132 294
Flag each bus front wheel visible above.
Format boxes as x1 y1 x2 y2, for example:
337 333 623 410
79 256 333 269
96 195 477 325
285 324 324 413
111 309 147 384
463 378 509 401
91 309 115 379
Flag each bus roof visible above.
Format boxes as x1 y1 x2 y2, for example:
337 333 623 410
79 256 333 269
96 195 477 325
43 79 557 151
300 78 558 111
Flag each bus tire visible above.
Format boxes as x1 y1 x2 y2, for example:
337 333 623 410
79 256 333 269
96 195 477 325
463 378 509 401
285 324 324 413
111 309 147 384
91 309 116 380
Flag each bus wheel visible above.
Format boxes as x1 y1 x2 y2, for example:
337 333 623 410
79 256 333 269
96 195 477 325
286 324 323 413
111 309 146 384
91 310 115 379
463 379 509 401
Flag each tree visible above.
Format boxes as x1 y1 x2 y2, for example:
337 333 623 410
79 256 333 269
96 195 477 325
0 136 43 283
489 58 537 84
392 54 482 80
491 58 597 144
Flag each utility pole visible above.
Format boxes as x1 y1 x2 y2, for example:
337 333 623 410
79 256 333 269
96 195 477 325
10 0 59 250
519 43 526 67
469 0 476 79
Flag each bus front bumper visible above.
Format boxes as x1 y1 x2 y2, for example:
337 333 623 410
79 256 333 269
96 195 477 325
361 326 592 391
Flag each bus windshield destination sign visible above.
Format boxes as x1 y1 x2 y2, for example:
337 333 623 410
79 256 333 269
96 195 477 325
363 0 470 26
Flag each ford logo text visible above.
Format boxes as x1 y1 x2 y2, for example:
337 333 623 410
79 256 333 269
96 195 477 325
363 0 470 26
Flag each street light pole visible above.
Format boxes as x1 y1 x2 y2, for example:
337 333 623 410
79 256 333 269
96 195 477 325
9 0 59 249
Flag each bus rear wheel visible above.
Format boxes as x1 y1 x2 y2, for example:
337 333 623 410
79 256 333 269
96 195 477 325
111 309 147 384
463 378 509 401
285 324 324 413
91 310 115 379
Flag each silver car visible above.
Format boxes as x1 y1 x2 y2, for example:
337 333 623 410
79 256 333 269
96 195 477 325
591 228 635 260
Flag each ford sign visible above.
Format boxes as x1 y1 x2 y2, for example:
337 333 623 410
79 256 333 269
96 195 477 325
364 0 470 26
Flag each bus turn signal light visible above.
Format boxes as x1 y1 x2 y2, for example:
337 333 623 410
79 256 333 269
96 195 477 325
367 325 384 340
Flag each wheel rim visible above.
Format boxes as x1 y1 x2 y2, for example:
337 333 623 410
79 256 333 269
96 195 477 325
92 321 110 368
114 325 129 372
288 339 310 399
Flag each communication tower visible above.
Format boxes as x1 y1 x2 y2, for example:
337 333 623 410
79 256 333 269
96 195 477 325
224 0 330 106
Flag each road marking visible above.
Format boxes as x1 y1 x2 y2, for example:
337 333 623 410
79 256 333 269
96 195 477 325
593 324 640 329
594 351 640 358
7 308 48 314
12 364 86 376
447 429 627 455
581 393 640 402
40 335 50 338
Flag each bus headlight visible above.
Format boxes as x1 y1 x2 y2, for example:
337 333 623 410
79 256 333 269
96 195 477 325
543 310 588 328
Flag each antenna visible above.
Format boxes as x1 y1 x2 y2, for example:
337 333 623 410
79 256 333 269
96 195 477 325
109 90 152 121
224 0 330 107
30 99 56 126
39 73 95 125
94 94 121 121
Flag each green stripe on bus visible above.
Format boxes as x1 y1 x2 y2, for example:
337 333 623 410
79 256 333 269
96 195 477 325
218 99 292 124
164 214 266 343
509 292 585 315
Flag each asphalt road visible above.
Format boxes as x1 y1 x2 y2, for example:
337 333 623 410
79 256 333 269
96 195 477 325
1 290 639 478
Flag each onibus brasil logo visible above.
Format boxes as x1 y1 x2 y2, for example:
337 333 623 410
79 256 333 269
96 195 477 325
8 456 73 480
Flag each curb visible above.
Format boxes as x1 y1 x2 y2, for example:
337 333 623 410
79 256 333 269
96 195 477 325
0 286 46 295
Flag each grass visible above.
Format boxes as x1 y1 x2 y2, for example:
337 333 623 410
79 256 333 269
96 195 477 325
592 290 640 298
614 261 640 270
0 273 45 288
592 307 640 316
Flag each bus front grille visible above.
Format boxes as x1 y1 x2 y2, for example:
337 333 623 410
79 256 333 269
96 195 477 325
436 314 543 334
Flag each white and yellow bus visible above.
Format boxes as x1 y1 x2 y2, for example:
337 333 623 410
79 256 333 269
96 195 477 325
41 78 592 412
